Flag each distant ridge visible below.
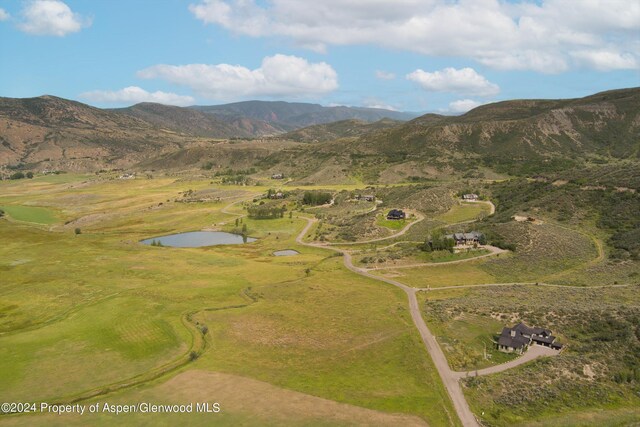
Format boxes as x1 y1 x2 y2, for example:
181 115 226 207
191 100 418 129
0 88 638 176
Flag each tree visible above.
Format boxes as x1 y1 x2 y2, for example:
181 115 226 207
10 172 25 180
26 172 34 179
74 228 81 235
242 224 247 233
235 218 239 227
303 191 332 206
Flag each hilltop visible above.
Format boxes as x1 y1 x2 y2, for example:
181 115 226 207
0 88 638 178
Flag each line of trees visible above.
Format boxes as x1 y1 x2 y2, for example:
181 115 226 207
303 191 332 206
421 229 455 252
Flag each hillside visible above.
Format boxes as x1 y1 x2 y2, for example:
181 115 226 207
349 87 640 175
114 103 282 138
0 88 638 178
193 100 417 129
0 95 207 170
281 118 403 142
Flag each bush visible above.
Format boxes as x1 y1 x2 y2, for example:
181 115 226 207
303 191 332 206
10 172 25 180
74 228 81 235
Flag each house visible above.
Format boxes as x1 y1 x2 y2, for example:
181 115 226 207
445 231 484 246
269 192 285 199
498 322 563 354
462 193 479 201
355 194 375 202
271 173 284 179
387 209 406 220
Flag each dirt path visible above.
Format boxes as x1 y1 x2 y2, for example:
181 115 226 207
363 245 507 271
296 217 480 427
315 210 425 246
417 281 635 292
451 345 559 379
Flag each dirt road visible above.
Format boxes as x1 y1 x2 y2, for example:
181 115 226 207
296 217 481 427
451 344 559 380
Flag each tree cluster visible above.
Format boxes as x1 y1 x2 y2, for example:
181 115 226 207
302 191 332 206
247 205 286 219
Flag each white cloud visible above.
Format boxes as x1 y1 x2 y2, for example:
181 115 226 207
18 0 90 36
188 0 640 73
362 98 397 111
375 70 396 80
570 50 639 71
137 54 338 99
447 99 483 113
79 86 195 106
407 67 499 96
0 8 10 21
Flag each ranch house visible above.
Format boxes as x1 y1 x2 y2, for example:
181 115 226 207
271 173 284 179
355 194 376 202
462 193 479 201
498 322 563 354
445 231 484 247
387 209 406 220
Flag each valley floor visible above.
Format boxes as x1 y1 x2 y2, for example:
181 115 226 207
0 174 638 426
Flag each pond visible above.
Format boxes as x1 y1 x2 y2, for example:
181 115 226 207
273 249 300 256
141 231 256 248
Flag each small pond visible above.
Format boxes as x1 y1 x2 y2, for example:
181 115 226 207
273 249 300 256
141 231 256 248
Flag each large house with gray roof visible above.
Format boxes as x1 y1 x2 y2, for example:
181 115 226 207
445 231 484 247
498 322 563 354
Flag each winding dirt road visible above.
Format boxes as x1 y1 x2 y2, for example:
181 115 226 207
296 217 481 427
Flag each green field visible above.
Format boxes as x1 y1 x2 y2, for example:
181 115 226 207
435 202 491 224
0 176 457 426
1 205 58 225
1 174 638 426
376 214 407 230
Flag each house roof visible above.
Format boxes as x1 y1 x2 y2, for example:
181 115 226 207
514 322 551 337
498 327 530 349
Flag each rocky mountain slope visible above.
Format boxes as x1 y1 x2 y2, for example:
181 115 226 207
113 103 282 138
0 88 638 177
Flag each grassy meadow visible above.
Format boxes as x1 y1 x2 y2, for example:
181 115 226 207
0 175 458 426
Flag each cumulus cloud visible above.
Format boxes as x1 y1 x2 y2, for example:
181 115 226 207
188 0 640 73
570 50 639 71
0 8 10 21
375 70 396 80
137 54 338 99
407 67 499 96
79 86 195 106
18 0 91 36
447 99 483 113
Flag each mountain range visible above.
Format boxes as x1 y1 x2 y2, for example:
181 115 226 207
0 88 638 180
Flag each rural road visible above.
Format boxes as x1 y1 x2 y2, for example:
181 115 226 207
451 345 559 379
363 244 507 271
320 210 425 246
296 217 481 427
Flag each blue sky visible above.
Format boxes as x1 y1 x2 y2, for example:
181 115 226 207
0 0 638 113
